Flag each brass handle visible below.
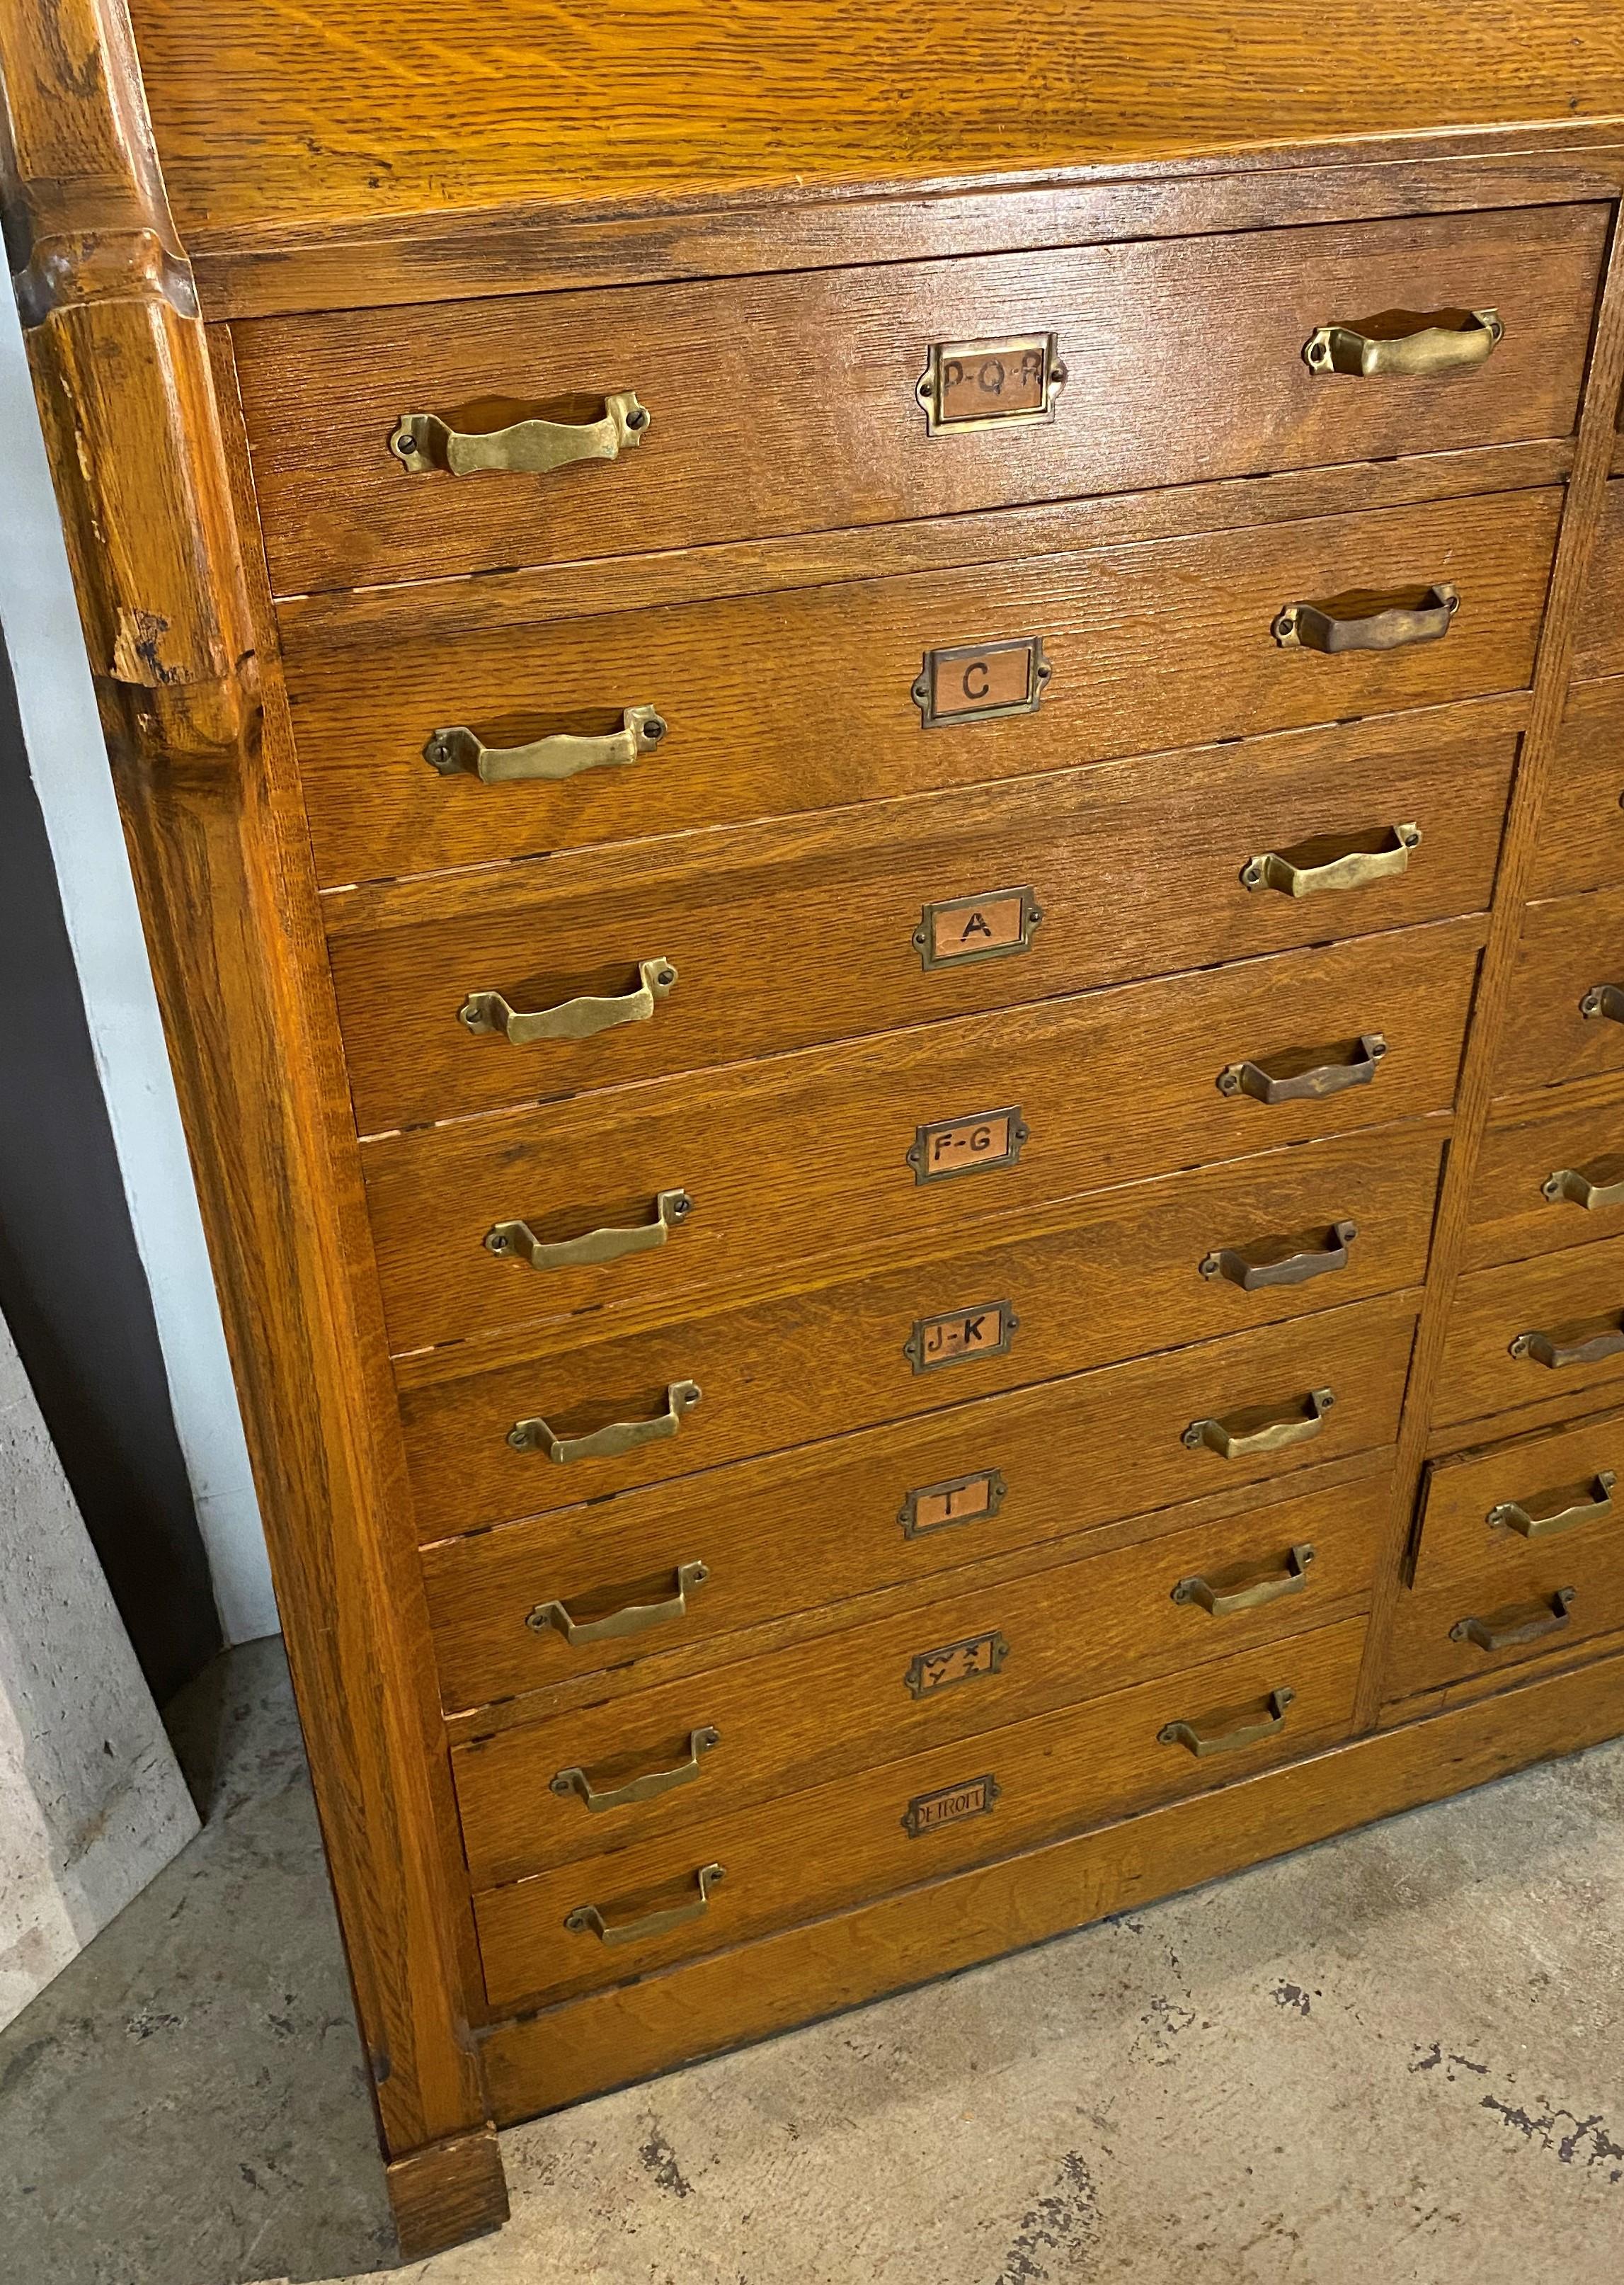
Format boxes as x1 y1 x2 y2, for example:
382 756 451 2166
1182 1388 1334 1458
1579 982 1624 1024
391 389 650 474
1509 1319 1624 1369
564 1861 724 1947
508 1379 702 1462
550 1726 721 1812
1159 1685 1296 1757
425 705 665 784
1488 1471 1616 1540
1543 1165 1624 1211
1201 1223 1356 1292
525 1559 709 1641
461 958 677 1047
1303 307 1504 376
1170 1542 1317 1614
1217 1034 1386 1104
1450 1586 1576 1653
1240 824 1420 898
1274 585 1458 652
486 1188 692 1271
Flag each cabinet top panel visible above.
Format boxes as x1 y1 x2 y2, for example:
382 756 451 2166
120 0 1624 246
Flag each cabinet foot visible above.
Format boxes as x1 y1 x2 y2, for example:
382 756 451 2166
387 2124 509 2263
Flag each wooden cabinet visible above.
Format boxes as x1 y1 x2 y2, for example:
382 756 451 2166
10 0 1624 2256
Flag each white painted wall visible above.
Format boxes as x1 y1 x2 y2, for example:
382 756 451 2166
0 289 277 1646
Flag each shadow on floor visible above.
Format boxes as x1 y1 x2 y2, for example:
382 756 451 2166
0 1638 397 2285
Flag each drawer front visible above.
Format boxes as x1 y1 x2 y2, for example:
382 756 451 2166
237 205 1602 595
1386 1409 1624 1701
1437 1232 1624 1428
397 1122 1445 1535
332 715 1513 1135
1463 1083 1624 1272
365 917 1478 1353
423 1291 1417 1710
471 1617 1366 2012
453 1471 1388 1889
1529 678 1624 902
286 489 1559 886
1569 479 1624 684
1497 884 1624 1098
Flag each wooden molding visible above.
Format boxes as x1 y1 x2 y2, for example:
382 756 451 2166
0 0 501 2193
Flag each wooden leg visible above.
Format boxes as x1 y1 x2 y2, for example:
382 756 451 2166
387 2125 510 2264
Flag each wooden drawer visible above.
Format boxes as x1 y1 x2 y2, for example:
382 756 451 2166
1463 1080 1624 1271
365 916 1478 1354
1529 678 1624 901
471 1615 1366 2012
423 1291 1417 1710
285 489 1559 887
452 1469 1388 1890
1570 479 1624 683
1497 884 1624 1098
1436 1232 1624 1427
396 1121 1444 1535
236 205 1603 596
1385 1410 1624 1703
331 711 1513 1136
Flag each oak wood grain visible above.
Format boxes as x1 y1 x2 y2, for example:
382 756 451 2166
0 0 498 2198
479 1643 1624 2115
328 713 1513 1135
1571 477 1624 679
1386 1408 1624 1700
452 1474 1387 1892
1436 1232 1624 1428
1463 1074 1624 1271
282 489 1561 887
1496 882 1624 1097
363 918 1480 1354
386 2129 508 2265
1530 675 1624 900
115 0 1624 252
394 1120 1447 1536
473 1617 1366 2013
422 1292 1417 1712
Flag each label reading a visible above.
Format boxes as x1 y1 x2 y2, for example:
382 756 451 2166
915 886 1043 971
902 1772 1001 1839
904 1300 1018 1374
900 1466 1006 1539
908 1106 1028 1185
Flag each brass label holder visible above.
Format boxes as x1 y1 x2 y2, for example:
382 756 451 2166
915 334 1067 434
904 1301 1019 1374
913 886 1045 971
901 1772 1000 1838
908 1106 1029 1185
898 1467 1007 1538
913 636 1051 727
903 1629 1010 1699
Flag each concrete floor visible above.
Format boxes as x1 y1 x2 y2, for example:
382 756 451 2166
1 1641 1620 2285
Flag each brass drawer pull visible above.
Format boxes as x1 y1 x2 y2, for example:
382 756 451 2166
1579 981 1624 1024
1450 1586 1576 1653
1240 823 1419 898
1171 1542 1317 1614
526 1559 709 1641
1217 1034 1385 1104
1303 307 1503 377
508 1379 702 1462
1274 584 1458 653
391 389 650 475
565 1861 724 1947
1160 1685 1295 1757
1182 1387 1334 1458
1543 1163 1624 1210
462 959 677 1047
425 705 665 784
1201 1224 1356 1292
486 1187 692 1271
1509 1318 1624 1370
550 1726 721 1812
1489 1471 1616 1540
